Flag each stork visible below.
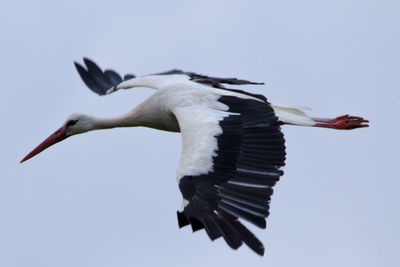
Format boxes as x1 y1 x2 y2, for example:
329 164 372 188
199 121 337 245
20 58 369 256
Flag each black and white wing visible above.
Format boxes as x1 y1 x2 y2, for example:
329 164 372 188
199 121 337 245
74 58 265 100
74 58 135 95
156 69 266 100
174 95 286 256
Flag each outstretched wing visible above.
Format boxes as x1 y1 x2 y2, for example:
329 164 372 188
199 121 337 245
156 69 267 101
74 58 265 100
174 95 286 256
156 68 263 87
74 58 135 95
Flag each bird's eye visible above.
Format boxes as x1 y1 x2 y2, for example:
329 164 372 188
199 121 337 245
66 119 78 128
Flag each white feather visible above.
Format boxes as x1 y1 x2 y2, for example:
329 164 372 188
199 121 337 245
271 103 315 126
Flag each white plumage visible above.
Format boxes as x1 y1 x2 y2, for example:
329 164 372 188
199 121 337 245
20 58 369 256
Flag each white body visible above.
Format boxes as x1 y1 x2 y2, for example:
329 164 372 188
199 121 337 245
22 59 369 256
109 74 314 181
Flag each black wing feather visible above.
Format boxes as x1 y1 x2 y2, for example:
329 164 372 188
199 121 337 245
124 74 136 81
201 216 222 241
83 58 112 89
74 62 100 95
104 69 123 85
75 58 265 100
74 58 135 95
177 96 286 256
157 69 267 101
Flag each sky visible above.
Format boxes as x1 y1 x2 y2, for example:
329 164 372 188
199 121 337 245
1 0 399 266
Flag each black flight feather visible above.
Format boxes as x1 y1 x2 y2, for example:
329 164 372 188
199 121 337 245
74 58 135 95
177 95 285 255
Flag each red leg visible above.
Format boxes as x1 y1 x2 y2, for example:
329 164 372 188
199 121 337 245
312 115 369 130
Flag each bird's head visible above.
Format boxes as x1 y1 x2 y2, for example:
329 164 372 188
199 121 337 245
62 113 97 136
20 113 96 163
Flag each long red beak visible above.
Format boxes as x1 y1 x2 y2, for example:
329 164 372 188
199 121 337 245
20 127 68 163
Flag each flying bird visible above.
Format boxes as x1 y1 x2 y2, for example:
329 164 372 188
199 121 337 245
21 58 369 255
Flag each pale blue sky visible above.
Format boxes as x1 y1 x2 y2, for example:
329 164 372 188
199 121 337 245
1 1 399 266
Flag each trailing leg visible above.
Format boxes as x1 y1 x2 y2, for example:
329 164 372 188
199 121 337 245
311 115 369 130
271 104 369 130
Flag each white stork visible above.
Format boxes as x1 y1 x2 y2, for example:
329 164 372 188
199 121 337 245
20 58 369 255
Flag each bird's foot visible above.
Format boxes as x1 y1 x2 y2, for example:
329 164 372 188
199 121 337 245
312 115 369 130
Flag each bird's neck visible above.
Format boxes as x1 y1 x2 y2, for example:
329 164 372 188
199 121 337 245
89 103 180 133
92 110 145 130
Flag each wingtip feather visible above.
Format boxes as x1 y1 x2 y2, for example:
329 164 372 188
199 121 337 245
83 57 93 65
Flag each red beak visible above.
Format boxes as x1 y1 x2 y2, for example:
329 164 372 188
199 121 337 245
20 127 68 163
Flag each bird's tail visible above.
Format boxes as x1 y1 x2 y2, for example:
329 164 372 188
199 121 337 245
271 104 369 130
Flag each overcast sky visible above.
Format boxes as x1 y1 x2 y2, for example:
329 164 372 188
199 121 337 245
1 0 399 266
